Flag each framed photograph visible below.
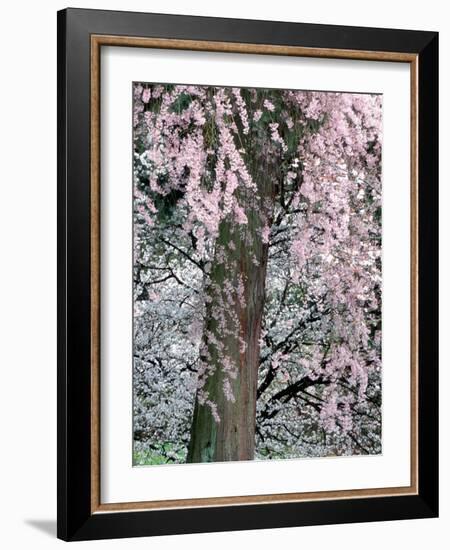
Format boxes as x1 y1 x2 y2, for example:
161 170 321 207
57 8 438 541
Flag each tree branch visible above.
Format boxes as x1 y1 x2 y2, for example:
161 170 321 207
159 237 205 272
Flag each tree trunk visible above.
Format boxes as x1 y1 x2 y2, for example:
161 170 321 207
187 164 275 463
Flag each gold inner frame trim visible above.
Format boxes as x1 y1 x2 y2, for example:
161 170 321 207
90 34 419 514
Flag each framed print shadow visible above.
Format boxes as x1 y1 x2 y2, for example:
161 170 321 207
57 8 439 541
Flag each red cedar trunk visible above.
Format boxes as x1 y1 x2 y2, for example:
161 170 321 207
187 167 275 463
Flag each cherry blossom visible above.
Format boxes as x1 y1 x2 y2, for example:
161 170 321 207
133 83 382 464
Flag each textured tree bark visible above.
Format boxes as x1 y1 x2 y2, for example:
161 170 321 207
187 158 275 463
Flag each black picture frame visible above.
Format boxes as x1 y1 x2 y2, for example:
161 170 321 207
57 7 438 541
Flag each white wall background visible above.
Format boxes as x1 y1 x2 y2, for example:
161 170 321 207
0 1 447 548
